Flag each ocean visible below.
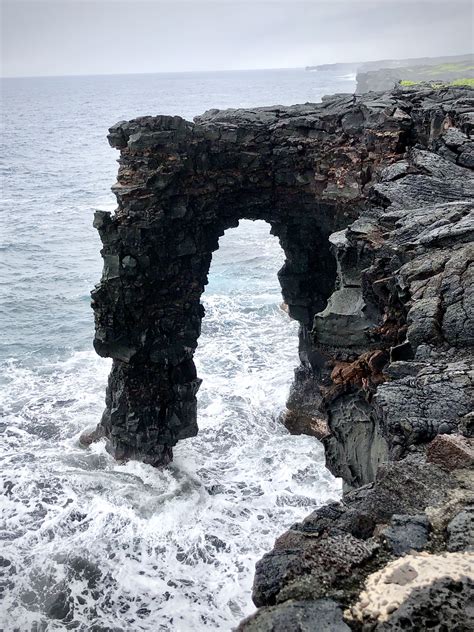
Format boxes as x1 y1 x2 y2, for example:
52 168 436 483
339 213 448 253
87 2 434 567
1 68 355 631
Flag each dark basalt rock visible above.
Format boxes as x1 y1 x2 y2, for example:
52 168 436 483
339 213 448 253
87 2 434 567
90 85 474 630
237 599 350 632
381 514 431 556
249 459 460 607
92 84 473 469
240 87 473 630
447 506 474 552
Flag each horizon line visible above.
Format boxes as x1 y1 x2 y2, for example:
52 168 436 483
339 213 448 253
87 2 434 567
2 50 472 80
2 65 307 80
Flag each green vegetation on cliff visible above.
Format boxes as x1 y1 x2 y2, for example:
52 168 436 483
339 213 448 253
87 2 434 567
400 78 474 88
356 55 474 93
424 62 474 75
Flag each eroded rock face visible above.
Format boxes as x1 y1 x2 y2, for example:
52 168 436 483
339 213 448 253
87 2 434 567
239 85 474 631
241 457 474 631
93 85 472 469
96 101 378 463
312 128 474 490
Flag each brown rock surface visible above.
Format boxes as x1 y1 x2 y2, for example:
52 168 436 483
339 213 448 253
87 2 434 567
427 434 474 471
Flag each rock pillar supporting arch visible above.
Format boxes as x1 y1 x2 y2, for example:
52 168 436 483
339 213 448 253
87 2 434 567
91 97 409 465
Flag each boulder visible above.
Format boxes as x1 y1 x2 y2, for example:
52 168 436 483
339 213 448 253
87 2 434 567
427 434 474 471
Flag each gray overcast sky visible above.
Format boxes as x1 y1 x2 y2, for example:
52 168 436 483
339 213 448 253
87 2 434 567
1 0 473 77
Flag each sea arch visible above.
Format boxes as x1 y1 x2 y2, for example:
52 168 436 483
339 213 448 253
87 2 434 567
90 100 406 465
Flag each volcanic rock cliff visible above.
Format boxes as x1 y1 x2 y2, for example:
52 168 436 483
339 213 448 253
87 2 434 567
90 85 474 630
356 62 474 94
238 88 474 631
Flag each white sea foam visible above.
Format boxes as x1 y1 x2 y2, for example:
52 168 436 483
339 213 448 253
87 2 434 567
338 73 358 81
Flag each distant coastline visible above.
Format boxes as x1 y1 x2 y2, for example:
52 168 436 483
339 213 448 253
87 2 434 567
306 53 474 93
305 52 472 74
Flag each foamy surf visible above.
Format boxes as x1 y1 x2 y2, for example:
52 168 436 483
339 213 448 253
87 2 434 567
1 221 341 631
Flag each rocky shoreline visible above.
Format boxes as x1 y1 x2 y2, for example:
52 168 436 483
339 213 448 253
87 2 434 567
240 87 474 630
91 84 473 630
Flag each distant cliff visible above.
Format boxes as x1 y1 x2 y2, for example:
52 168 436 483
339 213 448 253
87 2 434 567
305 53 472 76
356 57 474 93
307 53 474 94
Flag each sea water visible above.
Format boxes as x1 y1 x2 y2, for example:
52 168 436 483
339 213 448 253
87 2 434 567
0 69 355 631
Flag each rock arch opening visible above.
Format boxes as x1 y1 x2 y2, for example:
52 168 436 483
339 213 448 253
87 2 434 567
190 219 299 453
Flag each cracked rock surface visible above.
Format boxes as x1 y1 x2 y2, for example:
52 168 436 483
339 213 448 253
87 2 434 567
237 86 474 630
